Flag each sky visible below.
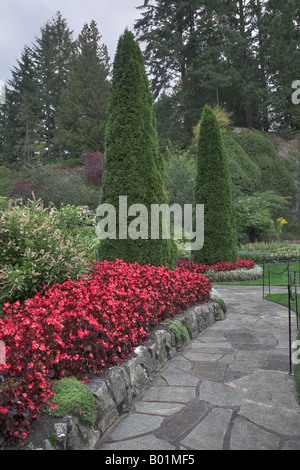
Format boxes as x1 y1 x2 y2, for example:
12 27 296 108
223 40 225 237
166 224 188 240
0 0 143 83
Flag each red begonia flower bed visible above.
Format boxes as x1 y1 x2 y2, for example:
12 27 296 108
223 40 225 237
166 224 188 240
0 259 213 441
177 258 256 274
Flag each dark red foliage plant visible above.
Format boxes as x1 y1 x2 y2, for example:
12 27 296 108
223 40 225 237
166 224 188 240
81 150 105 187
9 177 41 201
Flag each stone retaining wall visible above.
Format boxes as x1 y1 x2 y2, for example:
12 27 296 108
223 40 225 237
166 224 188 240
44 301 226 450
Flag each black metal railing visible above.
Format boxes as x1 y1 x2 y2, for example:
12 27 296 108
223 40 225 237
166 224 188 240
262 260 300 298
288 269 299 374
263 260 299 374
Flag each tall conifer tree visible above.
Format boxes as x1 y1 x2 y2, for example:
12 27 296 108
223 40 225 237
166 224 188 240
33 11 74 157
54 21 110 157
193 105 237 265
0 47 40 165
97 29 177 268
264 0 300 129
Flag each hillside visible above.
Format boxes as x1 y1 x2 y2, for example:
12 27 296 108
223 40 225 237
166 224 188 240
232 128 300 216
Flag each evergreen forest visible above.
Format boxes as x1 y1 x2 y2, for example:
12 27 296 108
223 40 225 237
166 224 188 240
0 2 299 243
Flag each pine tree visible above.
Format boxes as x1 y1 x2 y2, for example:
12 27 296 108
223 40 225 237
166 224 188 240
13 94 42 163
0 46 40 166
134 0 220 138
214 0 267 129
193 105 237 265
264 0 300 130
54 21 110 157
0 96 8 163
97 29 177 268
135 0 289 138
33 11 74 157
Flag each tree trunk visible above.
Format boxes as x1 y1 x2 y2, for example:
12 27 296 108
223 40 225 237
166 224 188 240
239 1 254 128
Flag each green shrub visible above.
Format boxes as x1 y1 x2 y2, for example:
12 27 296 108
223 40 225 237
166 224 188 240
223 132 262 197
50 203 99 265
234 191 291 243
193 105 237 264
232 130 296 201
0 198 88 310
10 164 100 209
164 147 196 207
234 195 275 243
50 203 96 237
46 377 97 427
0 195 21 212
0 166 15 197
176 241 191 260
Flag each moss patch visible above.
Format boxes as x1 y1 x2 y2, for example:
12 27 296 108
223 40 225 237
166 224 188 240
46 377 97 427
164 319 188 342
212 296 227 314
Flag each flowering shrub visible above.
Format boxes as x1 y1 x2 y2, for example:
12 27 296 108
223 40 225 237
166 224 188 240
0 259 212 441
238 240 300 262
206 265 263 282
0 198 88 310
49 203 96 234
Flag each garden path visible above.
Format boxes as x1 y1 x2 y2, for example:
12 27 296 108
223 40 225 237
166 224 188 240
96 285 300 451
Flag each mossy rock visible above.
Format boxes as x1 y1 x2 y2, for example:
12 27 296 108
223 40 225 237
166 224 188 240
164 319 188 342
46 377 97 427
212 296 227 314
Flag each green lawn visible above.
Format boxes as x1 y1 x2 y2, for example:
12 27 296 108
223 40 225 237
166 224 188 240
265 292 300 309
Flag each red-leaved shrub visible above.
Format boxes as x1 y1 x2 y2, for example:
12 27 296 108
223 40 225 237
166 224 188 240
0 259 212 441
9 177 41 201
81 150 104 187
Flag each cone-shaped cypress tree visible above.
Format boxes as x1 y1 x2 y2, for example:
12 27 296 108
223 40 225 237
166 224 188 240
97 29 177 269
193 105 237 265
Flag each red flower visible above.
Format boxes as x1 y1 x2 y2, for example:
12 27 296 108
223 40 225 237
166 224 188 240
0 258 216 441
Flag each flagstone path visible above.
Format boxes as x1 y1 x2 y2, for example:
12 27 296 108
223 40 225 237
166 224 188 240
96 285 300 451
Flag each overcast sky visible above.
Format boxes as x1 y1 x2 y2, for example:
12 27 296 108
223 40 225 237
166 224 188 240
0 0 143 83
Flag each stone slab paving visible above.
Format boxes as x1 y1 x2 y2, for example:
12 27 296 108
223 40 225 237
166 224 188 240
96 286 300 451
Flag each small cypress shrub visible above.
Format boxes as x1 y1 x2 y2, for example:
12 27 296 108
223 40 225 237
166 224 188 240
97 30 177 269
193 105 237 265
